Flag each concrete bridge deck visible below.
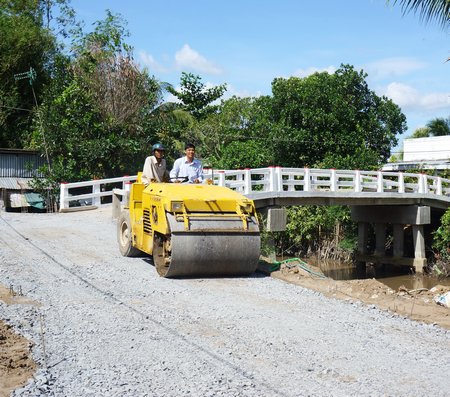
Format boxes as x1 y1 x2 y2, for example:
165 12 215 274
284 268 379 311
59 167 450 211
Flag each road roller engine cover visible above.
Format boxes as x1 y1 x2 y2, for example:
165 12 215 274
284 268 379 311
117 175 260 277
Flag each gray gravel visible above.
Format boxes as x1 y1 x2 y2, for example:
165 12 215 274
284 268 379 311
1 207 449 397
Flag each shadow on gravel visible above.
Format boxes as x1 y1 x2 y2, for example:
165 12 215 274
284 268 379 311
139 257 269 279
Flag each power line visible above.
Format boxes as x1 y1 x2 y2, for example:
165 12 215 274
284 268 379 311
0 105 32 112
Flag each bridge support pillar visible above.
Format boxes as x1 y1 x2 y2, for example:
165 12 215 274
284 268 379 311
356 222 369 277
412 225 426 273
351 205 430 273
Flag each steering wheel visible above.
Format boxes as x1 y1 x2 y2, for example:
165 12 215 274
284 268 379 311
168 176 189 183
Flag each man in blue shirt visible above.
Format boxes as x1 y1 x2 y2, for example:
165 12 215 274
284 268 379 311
170 143 203 183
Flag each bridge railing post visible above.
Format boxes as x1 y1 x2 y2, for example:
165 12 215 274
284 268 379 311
244 169 252 194
377 170 384 192
398 172 405 193
418 174 426 193
124 181 132 206
330 169 337 191
217 171 226 187
92 179 101 207
436 177 442 195
304 168 310 192
59 182 69 210
268 166 276 192
275 166 282 192
421 174 429 194
354 170 361 192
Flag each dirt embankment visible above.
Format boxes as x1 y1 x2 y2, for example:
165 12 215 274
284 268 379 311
0 285 36 397
271 262 450 330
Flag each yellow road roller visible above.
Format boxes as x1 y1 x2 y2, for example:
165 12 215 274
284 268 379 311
117 176 260 277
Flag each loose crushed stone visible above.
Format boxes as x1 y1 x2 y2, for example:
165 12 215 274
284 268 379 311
0 208 449 397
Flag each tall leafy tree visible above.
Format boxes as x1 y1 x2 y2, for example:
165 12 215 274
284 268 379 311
167 72 227 120
33 11 165 185
194 65 405 171
0 0 57 147
194 96 277 168
269 65 406 169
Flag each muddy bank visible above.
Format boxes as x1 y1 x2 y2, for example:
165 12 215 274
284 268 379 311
0 285 36 397
271 262 450 329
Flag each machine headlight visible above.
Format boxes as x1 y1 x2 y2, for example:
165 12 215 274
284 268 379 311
171 201 184 212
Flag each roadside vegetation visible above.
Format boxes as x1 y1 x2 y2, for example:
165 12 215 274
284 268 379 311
1 0 449 273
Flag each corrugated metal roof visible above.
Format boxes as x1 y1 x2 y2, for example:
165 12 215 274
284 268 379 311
0 177 33 190
0 150 45 178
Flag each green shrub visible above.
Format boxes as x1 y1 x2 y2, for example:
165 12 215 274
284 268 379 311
432 208 450 277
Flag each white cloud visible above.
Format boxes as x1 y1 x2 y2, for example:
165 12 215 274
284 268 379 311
163 92 180 104
365 57 427 79
138 50 167 73
221 84 263 100
382 82 450 112
175 44 222 75
292 66 336 78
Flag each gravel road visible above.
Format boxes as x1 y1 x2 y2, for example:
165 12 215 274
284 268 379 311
1 208 449 397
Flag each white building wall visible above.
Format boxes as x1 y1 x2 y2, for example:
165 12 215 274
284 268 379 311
403 136 450 161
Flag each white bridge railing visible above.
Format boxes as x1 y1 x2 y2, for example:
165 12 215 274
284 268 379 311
59 167 450 210
59 175 137 210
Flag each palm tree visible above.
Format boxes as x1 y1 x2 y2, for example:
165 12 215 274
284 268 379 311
389 0 450 29
427 117 450 136
411 126 431 138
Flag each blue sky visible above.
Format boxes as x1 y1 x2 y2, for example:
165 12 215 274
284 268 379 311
71 0 449 153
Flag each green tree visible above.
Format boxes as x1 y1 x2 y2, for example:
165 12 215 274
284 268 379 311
269 65 406 169
193 96 277 168
411 126 431 138
33 11 165 187
426 116 450 136
283 205 354 257
432 208 450 275
193 65 405 172
0 0 57 148
389 151 404 162
167 72 227 120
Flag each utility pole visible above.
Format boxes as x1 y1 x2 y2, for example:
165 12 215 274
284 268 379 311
14 67 51 171
14 67 55 211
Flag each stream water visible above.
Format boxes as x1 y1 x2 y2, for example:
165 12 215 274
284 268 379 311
295 257 450 291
